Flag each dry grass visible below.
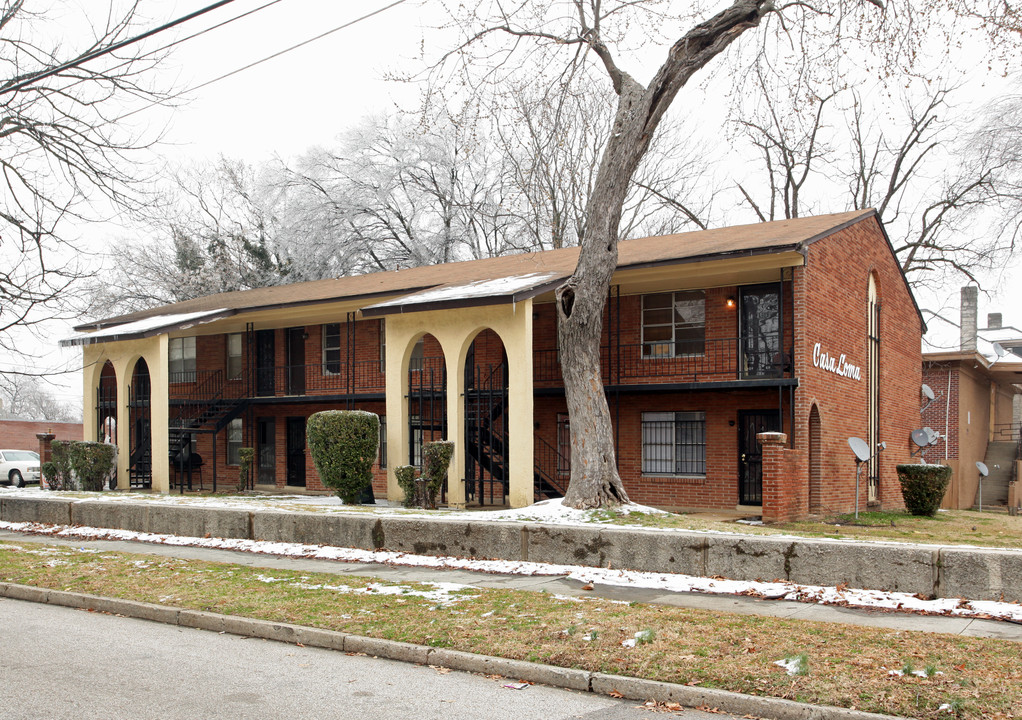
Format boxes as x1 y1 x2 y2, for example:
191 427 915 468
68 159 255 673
1 540 1018 719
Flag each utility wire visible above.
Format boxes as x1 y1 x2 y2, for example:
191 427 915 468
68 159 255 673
1 0 241 95
115 0 409 121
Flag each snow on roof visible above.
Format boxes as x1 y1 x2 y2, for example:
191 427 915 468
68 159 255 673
363 272 560 314
60 309 231 347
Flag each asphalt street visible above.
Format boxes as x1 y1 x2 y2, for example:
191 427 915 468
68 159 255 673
0 598 744 720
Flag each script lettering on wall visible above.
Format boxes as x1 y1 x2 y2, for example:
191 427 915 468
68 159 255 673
812 342 862 381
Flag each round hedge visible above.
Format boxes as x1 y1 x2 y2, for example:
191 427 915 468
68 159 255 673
307 410 380 504
896 463 952 516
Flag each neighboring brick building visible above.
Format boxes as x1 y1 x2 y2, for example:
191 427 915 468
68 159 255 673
62 210 924 520
0 420 82 452
922 287 1022 509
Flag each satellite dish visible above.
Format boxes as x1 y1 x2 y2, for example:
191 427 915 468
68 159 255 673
921 384 935 401
923 427 941 445
993 342 1008 359
976 461 989 477
911 429 930 448
848 437 871 463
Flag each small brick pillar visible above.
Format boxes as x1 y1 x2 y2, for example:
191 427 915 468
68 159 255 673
758 432 790 523
36 431 56 490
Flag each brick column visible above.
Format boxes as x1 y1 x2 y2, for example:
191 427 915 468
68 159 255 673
36 431 55 490
758 432 789 522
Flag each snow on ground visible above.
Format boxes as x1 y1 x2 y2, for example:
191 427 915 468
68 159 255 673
2 519 1021 624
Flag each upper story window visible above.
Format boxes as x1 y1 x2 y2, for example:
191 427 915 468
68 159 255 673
323 323 342 374
169 337 196 382
227 333 243 379
642 291 705 358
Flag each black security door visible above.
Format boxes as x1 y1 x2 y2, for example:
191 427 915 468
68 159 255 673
256 330 276 396
256 417 275 485
285 417 306 487
286 327 306 395
739 284 782 378
738 410 781 505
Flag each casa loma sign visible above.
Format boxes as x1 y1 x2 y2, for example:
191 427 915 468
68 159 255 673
812 343 862 381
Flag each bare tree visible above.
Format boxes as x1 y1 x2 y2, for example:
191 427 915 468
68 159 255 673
0 374 81 422
435 0 1020 508
0 0 167 351
733 80 1020 290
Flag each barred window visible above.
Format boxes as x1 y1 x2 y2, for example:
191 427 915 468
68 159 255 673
323 323 341 374
379 416 387 469
556 413 571 476
641 411 706 476
642 291 705 358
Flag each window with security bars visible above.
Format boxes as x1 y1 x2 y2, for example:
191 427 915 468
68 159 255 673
641 411 706 475
379 416 387 469
323 323 342 374
641 291 705 358
556 413 571 476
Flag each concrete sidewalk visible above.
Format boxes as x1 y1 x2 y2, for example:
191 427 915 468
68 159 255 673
3 528 1019 642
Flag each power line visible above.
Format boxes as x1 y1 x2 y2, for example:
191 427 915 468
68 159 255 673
115 0 409 121
1 0 242 96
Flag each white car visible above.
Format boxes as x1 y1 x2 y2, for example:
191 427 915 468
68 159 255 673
0 449 41 487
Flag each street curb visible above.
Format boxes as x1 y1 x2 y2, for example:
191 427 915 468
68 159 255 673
0 582 904 720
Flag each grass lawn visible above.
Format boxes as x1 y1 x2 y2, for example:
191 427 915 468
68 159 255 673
1 540 1017 719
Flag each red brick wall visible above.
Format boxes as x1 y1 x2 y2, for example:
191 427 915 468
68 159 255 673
922 363 958 459
794 217 922 515
0 420 82 451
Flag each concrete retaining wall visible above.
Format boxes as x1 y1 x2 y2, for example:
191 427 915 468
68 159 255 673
2 495 1020 603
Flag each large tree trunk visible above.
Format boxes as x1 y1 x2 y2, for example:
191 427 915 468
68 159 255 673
557 0 770 509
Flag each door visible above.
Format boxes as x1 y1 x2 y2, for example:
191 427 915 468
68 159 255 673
256 417 276 486
256 330 275 396
740 284 782 378
286 327 306 396
738 410 781 506
285 416 306 487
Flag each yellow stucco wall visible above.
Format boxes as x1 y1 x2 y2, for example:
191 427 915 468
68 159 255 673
384 300 534 508
81 336 169 492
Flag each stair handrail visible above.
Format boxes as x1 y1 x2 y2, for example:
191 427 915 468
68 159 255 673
534 434 568 497
170 369 225 427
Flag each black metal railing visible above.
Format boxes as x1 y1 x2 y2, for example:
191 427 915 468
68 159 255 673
534 334 792 385
534 435 567 498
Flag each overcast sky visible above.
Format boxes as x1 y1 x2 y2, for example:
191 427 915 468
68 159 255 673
9 0 1022 409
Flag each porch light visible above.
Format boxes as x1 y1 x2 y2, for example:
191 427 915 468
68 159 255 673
725 296 736 309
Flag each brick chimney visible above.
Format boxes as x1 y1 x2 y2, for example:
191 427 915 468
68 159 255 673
960 286 978 353
987 312 1002 330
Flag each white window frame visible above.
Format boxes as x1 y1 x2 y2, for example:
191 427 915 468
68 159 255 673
323 323 342 375
169 337 197 382
227 333 243 380
227 418 243 466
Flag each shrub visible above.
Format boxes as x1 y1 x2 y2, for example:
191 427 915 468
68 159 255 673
67 441 116 491
307 410 380 504
47 441 75 491
897 464 952 516
422 440 454 509
237 447 256 491
395 465 419 508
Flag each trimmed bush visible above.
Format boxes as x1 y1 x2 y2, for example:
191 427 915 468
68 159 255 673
307 410 380 504
238 447 256 491
422 440 455 509
47 441 74 491
67 441 116 492
897 464 952 516
395 465 419 508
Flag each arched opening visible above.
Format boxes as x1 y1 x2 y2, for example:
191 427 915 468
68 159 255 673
408 333 447 493
128 358 152 489
809 404 822 512
464 328 509 506
867 274 880 504
97 361 117 443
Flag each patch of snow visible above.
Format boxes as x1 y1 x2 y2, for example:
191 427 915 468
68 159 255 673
3 519 1022 624
774 657 804 676
364 273 559 310
61 309 229 346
